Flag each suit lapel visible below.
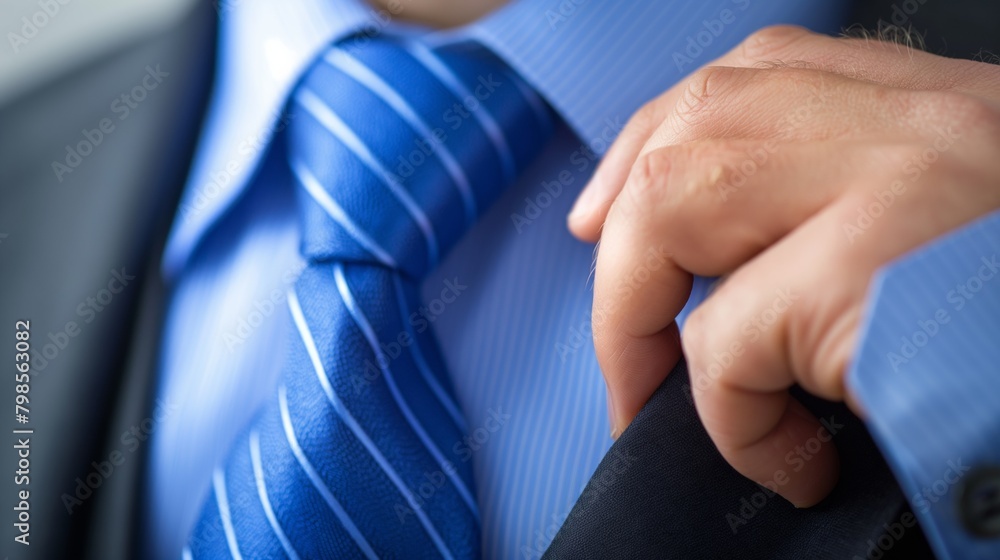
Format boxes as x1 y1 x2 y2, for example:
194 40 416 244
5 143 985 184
542 360 919 559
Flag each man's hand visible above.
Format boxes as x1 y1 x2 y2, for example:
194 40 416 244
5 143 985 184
568 25 1000 507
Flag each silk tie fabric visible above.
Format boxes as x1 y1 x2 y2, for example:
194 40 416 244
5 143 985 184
185 35 552 559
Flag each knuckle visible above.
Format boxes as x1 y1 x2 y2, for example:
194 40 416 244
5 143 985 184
740 25 810 62
812 349 850 401
919 90 1000 133
796 302 856 401
868 85 926 128
936 90 997 122
620 140 776 276
623 142 735 231
664 142 734 215
673 66 741 130
622 148 672 214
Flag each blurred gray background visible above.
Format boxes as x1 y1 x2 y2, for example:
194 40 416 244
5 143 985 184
0 0 212 558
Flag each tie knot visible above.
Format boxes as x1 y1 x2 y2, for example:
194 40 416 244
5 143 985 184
286 35 553 279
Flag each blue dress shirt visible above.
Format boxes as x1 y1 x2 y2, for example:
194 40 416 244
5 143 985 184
847 211 1000 560
146 1 999 559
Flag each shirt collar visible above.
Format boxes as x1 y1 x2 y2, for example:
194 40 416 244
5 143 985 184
463 0 680 148
162 0 376 278
164 0 847 278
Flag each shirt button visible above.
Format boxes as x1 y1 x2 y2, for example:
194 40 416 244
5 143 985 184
958 466 1000 538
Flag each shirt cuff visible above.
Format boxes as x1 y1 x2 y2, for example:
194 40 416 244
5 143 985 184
848 209 1000 560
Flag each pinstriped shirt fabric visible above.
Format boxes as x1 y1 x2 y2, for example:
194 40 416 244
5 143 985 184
848 210 1000 560
150 1 852 559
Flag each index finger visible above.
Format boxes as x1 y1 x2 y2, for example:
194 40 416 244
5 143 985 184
568 24 979 242
591 159 691 438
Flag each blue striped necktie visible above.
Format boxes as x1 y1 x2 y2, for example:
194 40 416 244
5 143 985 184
185 35 552 559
